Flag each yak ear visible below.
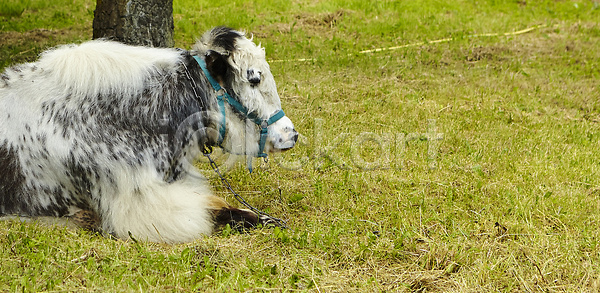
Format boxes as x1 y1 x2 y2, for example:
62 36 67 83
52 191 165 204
205 50 228 81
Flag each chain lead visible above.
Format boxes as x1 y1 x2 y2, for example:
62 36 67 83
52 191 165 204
202 151 288 229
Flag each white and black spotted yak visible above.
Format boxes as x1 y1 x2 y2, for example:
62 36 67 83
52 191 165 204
0 27 298 243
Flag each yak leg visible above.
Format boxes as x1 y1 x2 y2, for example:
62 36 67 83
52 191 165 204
207 196 260 231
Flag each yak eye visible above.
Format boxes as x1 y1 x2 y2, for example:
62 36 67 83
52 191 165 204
247 69 261 86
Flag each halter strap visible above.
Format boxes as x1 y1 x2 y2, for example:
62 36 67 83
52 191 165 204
193 55 286 171
193 55 227 145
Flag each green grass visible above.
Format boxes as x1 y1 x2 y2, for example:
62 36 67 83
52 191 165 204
2 0 600 291
0 0 94 68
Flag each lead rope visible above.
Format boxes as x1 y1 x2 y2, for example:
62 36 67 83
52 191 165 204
202 147 288 229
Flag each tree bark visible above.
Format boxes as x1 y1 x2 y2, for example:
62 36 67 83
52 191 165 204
93 0 174 47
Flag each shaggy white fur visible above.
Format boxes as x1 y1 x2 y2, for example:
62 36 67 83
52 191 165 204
0 27 297 243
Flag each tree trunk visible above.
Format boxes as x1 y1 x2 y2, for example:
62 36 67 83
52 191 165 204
93 0 174 47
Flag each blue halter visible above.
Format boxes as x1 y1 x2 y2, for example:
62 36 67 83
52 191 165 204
193 55 286 172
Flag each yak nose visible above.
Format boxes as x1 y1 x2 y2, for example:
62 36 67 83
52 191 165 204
275 128 298 151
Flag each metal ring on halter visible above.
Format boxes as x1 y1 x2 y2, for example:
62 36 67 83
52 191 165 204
201 145 213 155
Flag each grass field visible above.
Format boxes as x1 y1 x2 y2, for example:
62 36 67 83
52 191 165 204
1 0 600 291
